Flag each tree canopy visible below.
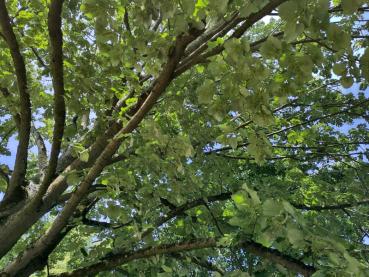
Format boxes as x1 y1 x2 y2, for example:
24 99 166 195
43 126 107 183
1 0 369 276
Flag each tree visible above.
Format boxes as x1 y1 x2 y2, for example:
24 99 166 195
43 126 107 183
1 0 369 275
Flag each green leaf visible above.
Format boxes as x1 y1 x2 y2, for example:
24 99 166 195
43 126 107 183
232 192 247 205
174 15 187 33
247 130 272 164
287 224 304 247
229 216 245 227
278 1 298 22
257 231 274 247
209 0 228 15
217 234 233 247
341 0 363 14
79 150 89 162
332 63 346 76
162 265 173 273
285 22 304 42
244 186 261 205
66 171 81 186
228 136 238 150
196 65 205 73
262 199 283 216
225 270 250 277
260 36 282 58
106 204 121 219
340 76 354 88
282 201 296 216
328 253 341 265
327 24 351 50
0 175 7 192
182 0 195 16
296 55 314 76
287 130 304 144
239 3 258 17
312 271 328 277
224 38 245 64
360 48 369 81
197 79 215 104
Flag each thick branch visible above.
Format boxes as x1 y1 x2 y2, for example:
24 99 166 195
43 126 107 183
171 253 225 275
0 0 32 205
54 238 217 276
8 226 73 277
4 196 104 277
38 0 66 196
52 238 315 277
240 241 315 276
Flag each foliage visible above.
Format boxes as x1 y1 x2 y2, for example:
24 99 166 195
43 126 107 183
1 0 369 276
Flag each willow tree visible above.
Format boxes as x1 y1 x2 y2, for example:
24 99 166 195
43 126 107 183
1 0 369 276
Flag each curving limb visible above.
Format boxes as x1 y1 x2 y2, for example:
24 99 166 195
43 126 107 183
37 0 66 197
52 238 315 277
0 0 32 207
